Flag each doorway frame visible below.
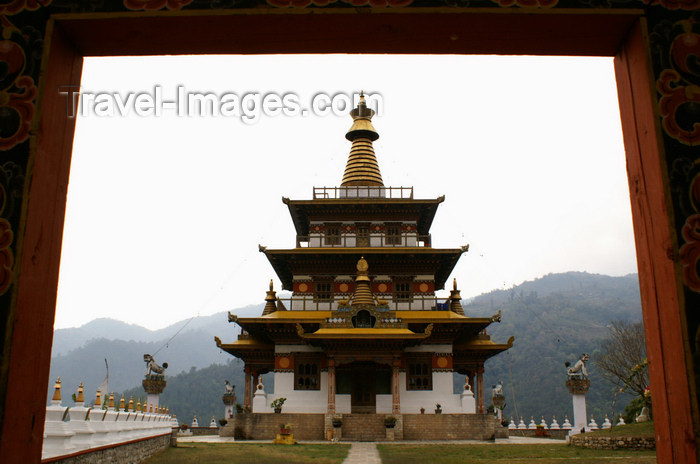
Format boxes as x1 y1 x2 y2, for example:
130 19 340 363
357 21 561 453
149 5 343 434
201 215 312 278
0 8 694 462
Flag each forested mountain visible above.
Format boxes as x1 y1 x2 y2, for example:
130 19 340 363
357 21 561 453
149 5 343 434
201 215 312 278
48 304 263 401
51 272 643 427
464 272 642 424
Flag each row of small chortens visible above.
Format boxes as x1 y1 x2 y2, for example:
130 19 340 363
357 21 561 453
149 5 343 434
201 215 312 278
507 414 625 431
42 377 176 460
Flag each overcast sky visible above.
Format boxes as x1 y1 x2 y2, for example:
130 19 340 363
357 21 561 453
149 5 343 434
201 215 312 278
54 54 637 330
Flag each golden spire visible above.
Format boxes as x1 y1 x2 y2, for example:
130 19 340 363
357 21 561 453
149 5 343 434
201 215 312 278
341 92 383 187
109 392 115 409
136 399 142 412
262 279 278 316
350 257 375 306
120 395 126 411
95 389 102 407
76 382 85 403
51 377 62 402
128 397 134 411
449 278 465 316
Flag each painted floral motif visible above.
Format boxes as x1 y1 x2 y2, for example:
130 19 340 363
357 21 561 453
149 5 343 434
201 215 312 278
680 214 700 291
0 76 36 150
123 0 194 10
489 0 558 7
656 19 700 146
0 0 50 15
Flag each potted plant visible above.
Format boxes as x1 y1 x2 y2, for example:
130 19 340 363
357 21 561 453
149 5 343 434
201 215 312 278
271 397 287 413
235 403 244 414
280 423 292 435
384 416 397 428
420 407 425 414
219 418 228 427
332 417 343 428
435 403 442 414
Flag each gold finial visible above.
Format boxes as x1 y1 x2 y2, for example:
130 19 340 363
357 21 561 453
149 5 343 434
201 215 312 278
149 405 153 413
109 392 115 409
449 277 464 316
136 400 141 412
76 382 85 403
342 92 383 187
52 377 62 402
95 389 102 407
349 257 374 306
142 402 148 413
262 279 278 316
167 407 170 415
128 397 134 411
120 395 126 411
357 256 369 273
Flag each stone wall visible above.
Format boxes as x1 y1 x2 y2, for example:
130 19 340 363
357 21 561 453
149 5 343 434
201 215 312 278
569 434 655 450
508 428 569 440
225 413 326 440
42 433 172 464
178 427 219 436
402 414 496 441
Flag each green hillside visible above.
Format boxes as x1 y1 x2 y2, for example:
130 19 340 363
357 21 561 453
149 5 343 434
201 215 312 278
463 272 642 424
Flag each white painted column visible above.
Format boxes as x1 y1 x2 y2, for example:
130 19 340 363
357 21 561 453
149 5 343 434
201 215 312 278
572 394 588 434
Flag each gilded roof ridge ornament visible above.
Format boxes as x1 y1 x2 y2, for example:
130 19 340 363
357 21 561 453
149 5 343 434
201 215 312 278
349 257 375 306
262 279 278 315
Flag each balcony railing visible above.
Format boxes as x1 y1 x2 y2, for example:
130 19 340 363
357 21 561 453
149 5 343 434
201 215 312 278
313 186 413 200
296 232 431 248
276 296 450 311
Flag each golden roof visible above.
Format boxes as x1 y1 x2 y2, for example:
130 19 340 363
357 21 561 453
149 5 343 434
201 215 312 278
341 93 383 187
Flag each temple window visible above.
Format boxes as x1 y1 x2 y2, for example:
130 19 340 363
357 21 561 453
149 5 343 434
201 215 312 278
314 281 334 302
356 223 370 247
407 359 432 391
394 281 412 302
325 223 341 245
386 223 402 245
294 360 320 391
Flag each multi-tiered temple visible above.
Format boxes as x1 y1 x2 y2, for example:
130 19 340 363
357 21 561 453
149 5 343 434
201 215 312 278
217 95 513 440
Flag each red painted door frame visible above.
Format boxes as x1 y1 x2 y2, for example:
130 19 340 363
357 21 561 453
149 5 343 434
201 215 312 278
1 9 693 463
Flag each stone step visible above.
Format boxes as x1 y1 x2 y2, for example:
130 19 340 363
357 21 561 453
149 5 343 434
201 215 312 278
340 414 387 441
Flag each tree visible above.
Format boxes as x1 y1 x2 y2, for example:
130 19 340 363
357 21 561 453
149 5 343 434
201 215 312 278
594 321 649 405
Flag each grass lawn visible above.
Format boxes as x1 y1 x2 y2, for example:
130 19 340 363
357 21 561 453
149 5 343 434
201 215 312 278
377 444 657 464
144 443 351 464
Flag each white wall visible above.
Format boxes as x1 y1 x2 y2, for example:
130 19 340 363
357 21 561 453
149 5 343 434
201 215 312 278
398 371 462 413
260 371 329 413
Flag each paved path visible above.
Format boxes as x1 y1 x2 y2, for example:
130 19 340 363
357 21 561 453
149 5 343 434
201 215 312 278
342 442 382 464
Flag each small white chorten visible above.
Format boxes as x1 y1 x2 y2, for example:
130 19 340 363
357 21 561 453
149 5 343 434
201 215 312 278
562 416 572 430
588 416 599 430
508 417 516 430
550 417 560 430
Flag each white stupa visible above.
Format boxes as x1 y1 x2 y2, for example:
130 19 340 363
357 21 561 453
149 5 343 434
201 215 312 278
588 416 599 430
562 416 572 430
550 417 560 430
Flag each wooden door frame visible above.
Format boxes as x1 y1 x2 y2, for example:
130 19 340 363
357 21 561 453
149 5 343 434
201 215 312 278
1 9 694 462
